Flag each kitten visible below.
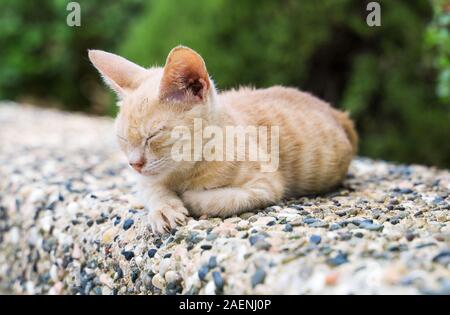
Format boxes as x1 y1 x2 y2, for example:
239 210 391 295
88 46 357 234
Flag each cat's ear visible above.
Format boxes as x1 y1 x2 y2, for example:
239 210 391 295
88 50 147 98
159 46 210 104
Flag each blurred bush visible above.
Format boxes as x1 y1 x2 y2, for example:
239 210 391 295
121 0 450 168
426 0 450 103
0 0 144 113
0 0 448 168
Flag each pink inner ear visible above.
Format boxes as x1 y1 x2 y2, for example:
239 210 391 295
159 47 210 103
188 78 206 98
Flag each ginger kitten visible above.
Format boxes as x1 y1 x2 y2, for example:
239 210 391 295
88 46 357 234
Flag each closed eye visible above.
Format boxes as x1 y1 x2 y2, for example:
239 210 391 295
145 128 164 145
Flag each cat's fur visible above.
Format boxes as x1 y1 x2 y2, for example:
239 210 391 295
88 46 357 234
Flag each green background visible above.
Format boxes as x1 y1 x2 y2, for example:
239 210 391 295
0 0 449 168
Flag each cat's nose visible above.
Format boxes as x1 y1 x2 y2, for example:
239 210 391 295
129 160 145 172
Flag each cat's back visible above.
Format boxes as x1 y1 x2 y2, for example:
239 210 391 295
219 85 357 195
220 86 334 122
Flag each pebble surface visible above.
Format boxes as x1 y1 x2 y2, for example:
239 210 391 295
0 103 449 295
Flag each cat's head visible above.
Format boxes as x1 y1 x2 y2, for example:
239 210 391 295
88 46 216 176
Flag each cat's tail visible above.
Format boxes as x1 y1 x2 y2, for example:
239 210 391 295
332 109 358 155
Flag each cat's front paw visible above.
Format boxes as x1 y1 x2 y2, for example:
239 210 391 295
148 200 188 234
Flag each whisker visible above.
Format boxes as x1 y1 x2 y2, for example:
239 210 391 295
116 134 128 142
145 157 169 170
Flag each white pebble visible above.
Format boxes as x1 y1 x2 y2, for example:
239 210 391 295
159 258 171 276
28 189 45 204
50 265 59 282
66 202 79 215
204 281 216 295
8 227 20 244
40 215 53 232
72 244 82 259
165 270 181 284
151 273 166 290
99 273 113 288
25 281 35 294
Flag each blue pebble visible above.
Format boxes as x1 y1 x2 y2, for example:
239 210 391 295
310 221 329 228
360 222 384 231
283 224 293 232
147 248 158 258
433 250 450 264
251 268 266 288
249 234 265 246
130 270 140 283
198 265 209 281
212 271 224 290
94 287 102 295
329 223 342 231
122 251 134 261
304 217 318 224
208 256 218 269
310 234 322 244
327 252 348 266
123 219 134 230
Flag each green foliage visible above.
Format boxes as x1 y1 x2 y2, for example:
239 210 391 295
121 0 450 168
426 0 450 103
0 0 144 112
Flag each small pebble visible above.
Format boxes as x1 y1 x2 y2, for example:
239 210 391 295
151 274 165 290
200 244 212 250
147 248 157 258
432 250 450 265
159 258 171 276
212 271 224 291
405 232 415 242
254 240 271 251
310 221 329 228
206 233 218 241
249 234 265 246
131 269 140 283
123 219 134 230
325 272 339 286
360 222 384 232
251 268 266 288
122 251 134 261
208 256 218 269
198 265 209 281
304 218 318 225
416 242 436 249
329 223 342 231
310 234 322 244
327 252 348 267
283 224 293 232
165 271 181 284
